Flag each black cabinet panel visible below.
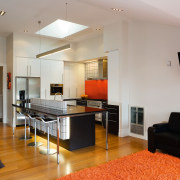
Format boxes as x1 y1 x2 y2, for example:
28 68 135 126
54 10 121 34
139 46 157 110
108 113 119 122
102 104 119 135
108 120 119 135
76 100 87 106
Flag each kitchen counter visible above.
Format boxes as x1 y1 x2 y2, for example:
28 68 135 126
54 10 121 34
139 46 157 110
12 103 106 117
63 98 107 102
12 103 108 164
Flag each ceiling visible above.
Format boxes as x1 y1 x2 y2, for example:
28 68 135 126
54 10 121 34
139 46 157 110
0 0 180 41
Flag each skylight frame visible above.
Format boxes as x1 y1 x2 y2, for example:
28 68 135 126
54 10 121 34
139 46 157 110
36 19 88 39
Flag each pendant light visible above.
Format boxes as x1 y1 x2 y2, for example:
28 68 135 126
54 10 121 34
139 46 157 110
36 3 71 59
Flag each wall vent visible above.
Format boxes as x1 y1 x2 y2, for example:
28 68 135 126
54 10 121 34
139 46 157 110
130 106 144 135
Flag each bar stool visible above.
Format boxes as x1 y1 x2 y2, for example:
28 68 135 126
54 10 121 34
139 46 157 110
27 114 43 147
19 112 32 140
36 117 57 155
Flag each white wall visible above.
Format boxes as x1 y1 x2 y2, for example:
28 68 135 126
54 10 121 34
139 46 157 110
6 34 13 125
0 67 2 95
105 20 130 137
0 67 2 118
128 22 180 139
0 37 6 66
0 37 7 123
13 33 105 62
13 33 71 60
105 20 180 139
75 34 106 61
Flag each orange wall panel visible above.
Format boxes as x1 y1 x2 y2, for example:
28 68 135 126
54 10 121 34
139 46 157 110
85 80 108 100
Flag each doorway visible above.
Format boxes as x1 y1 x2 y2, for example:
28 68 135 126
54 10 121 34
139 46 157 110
0 66 3 122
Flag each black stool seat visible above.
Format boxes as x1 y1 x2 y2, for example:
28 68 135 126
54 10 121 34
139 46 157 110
30 114 39 118
26 113 39 118
36 116 57 155
36 117 56 123
27 114 43 147
19 112 32 141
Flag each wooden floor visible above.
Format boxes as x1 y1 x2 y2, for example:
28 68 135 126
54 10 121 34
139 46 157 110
0 123 147 180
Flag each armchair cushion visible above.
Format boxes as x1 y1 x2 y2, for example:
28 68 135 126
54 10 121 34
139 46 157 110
155 132 180 148
168 112 180 133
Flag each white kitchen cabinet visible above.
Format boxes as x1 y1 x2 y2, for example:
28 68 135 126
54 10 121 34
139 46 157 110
63 63 70 99
76 64 85 97
41 60 64 100
29 59 41 77
16 57 40 77
63 62 85 99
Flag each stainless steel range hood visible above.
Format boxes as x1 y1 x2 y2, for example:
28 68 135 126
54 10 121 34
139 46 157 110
98 59 107 80
85 59 108 80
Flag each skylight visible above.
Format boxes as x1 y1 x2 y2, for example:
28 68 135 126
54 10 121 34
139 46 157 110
36 19 88 38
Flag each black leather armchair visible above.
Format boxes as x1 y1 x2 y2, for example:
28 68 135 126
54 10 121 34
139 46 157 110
148 112 180 156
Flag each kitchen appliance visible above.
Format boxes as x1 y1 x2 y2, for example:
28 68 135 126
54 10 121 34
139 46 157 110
19 90 25 100
86 59 107 80
87 100 102 122
15 77 40 125
50 84 63 95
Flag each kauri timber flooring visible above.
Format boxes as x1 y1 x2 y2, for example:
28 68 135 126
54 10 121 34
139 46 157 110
0 123 147 180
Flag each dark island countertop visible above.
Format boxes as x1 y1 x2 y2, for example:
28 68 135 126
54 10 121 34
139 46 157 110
63 98 107 102
12 104 107 117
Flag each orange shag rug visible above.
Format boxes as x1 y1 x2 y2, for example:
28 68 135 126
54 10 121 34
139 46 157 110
57 150 180 180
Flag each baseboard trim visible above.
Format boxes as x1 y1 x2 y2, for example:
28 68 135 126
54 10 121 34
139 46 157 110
118 128 129 137
129 132 147 140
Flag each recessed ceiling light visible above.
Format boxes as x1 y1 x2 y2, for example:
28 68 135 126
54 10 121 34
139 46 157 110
111 8 123 12
0 11 6 16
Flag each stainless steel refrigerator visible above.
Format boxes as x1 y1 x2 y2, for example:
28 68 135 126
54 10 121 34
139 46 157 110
15 77 40 126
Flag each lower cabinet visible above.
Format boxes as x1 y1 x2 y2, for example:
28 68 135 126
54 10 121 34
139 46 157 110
30 114 95 151
103 104 119 135
76 99 87 106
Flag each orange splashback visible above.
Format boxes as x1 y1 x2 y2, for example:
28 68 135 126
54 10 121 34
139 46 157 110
85 80 108 100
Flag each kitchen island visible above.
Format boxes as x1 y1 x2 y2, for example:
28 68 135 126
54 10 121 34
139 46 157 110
12 102 108 164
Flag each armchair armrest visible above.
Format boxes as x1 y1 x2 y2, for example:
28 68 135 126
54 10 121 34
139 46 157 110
148 127 156 153
153 123 169 133
148 123 168 153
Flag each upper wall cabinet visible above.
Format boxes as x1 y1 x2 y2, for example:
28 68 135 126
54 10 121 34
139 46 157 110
16 57 40 77
40 60 64 100
63 62 85 99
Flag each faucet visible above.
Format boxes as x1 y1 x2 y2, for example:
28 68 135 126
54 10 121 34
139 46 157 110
54 92 63 101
